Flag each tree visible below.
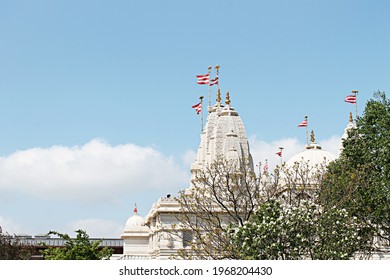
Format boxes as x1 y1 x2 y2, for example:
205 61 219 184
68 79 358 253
319 91 390 252
260 161 328 207
0 230 35 260
173 157 368 260
229 199 365 260
41 230 113 260
173 158 260 259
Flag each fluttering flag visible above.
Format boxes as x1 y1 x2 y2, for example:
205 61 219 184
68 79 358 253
276 151 282 157
192 102 202 114
345 95 357 104
133 206 138 213
196 74 210 85
298 119 308 127
210 76 219 86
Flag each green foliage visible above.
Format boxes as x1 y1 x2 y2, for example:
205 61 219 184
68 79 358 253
0 231 34 260
229 200 364 260
319 91 390 246
41 230 113 260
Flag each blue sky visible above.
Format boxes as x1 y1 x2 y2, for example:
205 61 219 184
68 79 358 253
0 0 389 237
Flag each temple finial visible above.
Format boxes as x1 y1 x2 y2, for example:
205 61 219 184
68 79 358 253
133 203 138 214
310 130 315 143
216 89 221 103
225 91 231 105
349 112 353 123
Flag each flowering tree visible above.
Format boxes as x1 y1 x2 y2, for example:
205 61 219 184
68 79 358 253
230 199 365 260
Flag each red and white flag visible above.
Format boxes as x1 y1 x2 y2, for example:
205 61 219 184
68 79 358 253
192 102 202 114
210 76 219 86
345 95 357 104
298 119 308 127
196 74 210 85
276 151 282 157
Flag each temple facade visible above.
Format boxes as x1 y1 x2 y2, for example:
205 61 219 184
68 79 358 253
119 90 388 260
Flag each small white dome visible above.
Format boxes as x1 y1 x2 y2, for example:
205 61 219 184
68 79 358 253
286 143 336 168
287 130 336 169
121 208 149 249
125 213 145 228
123 208 147 233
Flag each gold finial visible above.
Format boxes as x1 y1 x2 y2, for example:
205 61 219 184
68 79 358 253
215 65 220 70
208 66 212 71
352 90 359 94
225 91 231 105
310 130 315 143
349 112 353 123
216 89 221 103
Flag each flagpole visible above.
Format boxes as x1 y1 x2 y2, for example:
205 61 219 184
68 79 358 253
279 147 284 165
305 115 308 145
352 90 358 118
207 66 212 108
215 64 220 91
200 96 204 131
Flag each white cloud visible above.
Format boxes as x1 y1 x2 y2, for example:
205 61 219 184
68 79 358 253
0 139 189 203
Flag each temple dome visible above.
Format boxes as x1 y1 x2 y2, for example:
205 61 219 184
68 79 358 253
123 208 147 232
286 131 336 170
286 143 336 168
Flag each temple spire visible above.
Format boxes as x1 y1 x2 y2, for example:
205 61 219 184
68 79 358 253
225 91 231 106
216 89 221 104
310 130 316 143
